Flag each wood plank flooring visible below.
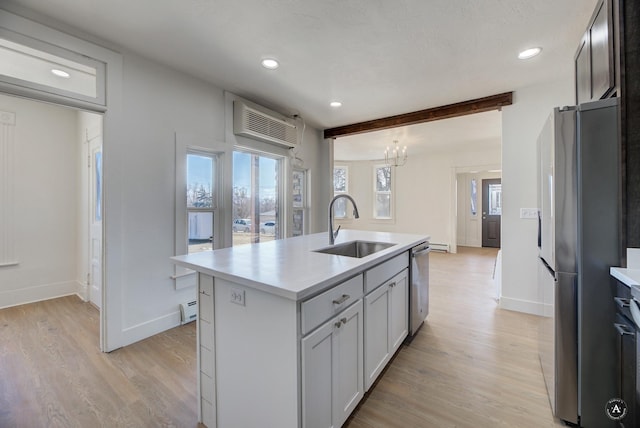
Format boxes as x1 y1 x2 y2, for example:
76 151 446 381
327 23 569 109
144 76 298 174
345 247 564 428
0 247 563 427
0 297 198 427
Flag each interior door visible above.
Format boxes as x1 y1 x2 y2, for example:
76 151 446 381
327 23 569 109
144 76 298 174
482 178 501 248
89 135 103 309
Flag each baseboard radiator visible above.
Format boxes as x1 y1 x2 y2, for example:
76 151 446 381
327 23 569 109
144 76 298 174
429 243 449 253
180 300 198 325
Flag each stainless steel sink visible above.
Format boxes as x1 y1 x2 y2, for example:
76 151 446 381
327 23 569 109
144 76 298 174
313 240 396 258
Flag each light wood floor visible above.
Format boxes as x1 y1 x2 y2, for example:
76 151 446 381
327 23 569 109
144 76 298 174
345 247 564 428
0 247 563 427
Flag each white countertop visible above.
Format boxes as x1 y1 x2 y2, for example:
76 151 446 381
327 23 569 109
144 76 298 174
611 267 640 289
172 230 429 301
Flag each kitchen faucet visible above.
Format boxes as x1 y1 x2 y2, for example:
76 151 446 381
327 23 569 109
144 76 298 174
328 194 360 245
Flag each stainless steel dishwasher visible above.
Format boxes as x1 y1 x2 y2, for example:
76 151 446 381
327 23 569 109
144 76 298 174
408 242 430 337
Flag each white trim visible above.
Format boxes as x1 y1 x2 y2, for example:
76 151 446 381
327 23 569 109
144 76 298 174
498 296 543 316
0 280 80 309
120 310 182 346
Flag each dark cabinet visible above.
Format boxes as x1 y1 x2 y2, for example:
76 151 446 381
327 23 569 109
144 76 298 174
575 0 616 104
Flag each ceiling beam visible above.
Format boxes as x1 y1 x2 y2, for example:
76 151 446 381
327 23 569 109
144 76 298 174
323 91 513 139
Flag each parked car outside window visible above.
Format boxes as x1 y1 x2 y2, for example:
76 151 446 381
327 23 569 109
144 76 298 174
260 221 276 235
232 218 251 232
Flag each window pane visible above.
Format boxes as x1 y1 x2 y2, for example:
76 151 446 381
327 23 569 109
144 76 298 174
375 194 391 218
470 178 477 216
188 212 213 253
233 151 280 246
333 198 347 218
489 183 502 215
0 35 103 101
375 167 391 191
334 167 347 192
95 151 102 222
293 170 305 208
293 209 304 237
187 153 214 208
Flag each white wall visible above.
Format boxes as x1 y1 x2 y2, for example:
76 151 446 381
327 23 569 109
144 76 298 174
0 7 331 349
500 78 574 315
335 143 501 247
0 93 81 308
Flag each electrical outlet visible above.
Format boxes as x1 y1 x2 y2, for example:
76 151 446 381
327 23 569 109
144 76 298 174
230 288 245 306
520 208 538 219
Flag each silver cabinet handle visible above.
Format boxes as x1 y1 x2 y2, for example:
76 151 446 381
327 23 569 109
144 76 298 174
614 297 630 308
614 323 635 336
332 294 350 305
334 317 348 328
389 282 396 288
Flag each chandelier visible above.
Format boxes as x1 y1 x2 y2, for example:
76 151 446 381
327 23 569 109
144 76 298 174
384 140 408 167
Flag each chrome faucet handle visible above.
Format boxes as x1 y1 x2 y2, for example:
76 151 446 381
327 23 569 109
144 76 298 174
333 224 341 240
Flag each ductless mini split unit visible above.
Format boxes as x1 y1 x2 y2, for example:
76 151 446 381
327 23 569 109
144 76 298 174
233 100 298 148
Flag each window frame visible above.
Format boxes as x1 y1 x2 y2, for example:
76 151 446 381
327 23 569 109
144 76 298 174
174 143 222 290
372 164 394 221
186 150 218 254
292 168 309 237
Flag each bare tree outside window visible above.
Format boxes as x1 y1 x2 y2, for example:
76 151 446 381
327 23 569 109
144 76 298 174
374 165 392 219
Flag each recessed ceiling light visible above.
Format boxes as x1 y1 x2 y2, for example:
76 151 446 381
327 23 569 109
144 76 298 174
51 68 70 78
261 58 279 69
518 47 542 60
330 101 342 108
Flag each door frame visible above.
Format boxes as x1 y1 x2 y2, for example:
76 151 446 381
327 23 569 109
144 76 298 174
450 164 501 253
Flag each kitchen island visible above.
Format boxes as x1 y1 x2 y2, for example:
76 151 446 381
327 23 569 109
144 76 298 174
172 230 429 428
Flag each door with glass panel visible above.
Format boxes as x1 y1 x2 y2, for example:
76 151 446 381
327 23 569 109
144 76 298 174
232 150 281 246
482 178 502 248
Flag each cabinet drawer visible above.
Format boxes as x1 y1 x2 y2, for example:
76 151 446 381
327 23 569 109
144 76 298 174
364 252 409 294
301 274 363 335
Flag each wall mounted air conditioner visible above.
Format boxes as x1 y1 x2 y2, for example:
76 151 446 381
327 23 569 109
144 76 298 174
180 300 197 325
233 100 298 148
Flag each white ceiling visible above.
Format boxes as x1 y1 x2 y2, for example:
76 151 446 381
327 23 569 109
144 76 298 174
4 0 597 158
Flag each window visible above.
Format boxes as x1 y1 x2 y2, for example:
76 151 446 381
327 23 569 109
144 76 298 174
470 178 478 216
374 165 392 219
232 150 282 246
292 169 308 237
333 165 348 219
187 152 216 254
488 183 502 215
0 29 106 106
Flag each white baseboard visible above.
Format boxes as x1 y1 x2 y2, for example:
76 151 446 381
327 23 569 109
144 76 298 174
0 280 82 310
498 296 544 316
120 311 181 347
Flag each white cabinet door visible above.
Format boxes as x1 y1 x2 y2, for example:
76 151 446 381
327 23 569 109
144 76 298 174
302 300 363 428
364 282 390 391
364 269 408 391
389 269 408 353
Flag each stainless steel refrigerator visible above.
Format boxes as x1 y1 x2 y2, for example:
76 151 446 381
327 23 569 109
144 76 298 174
537 97 620 427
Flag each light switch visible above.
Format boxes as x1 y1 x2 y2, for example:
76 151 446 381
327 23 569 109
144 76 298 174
520 208 538 219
